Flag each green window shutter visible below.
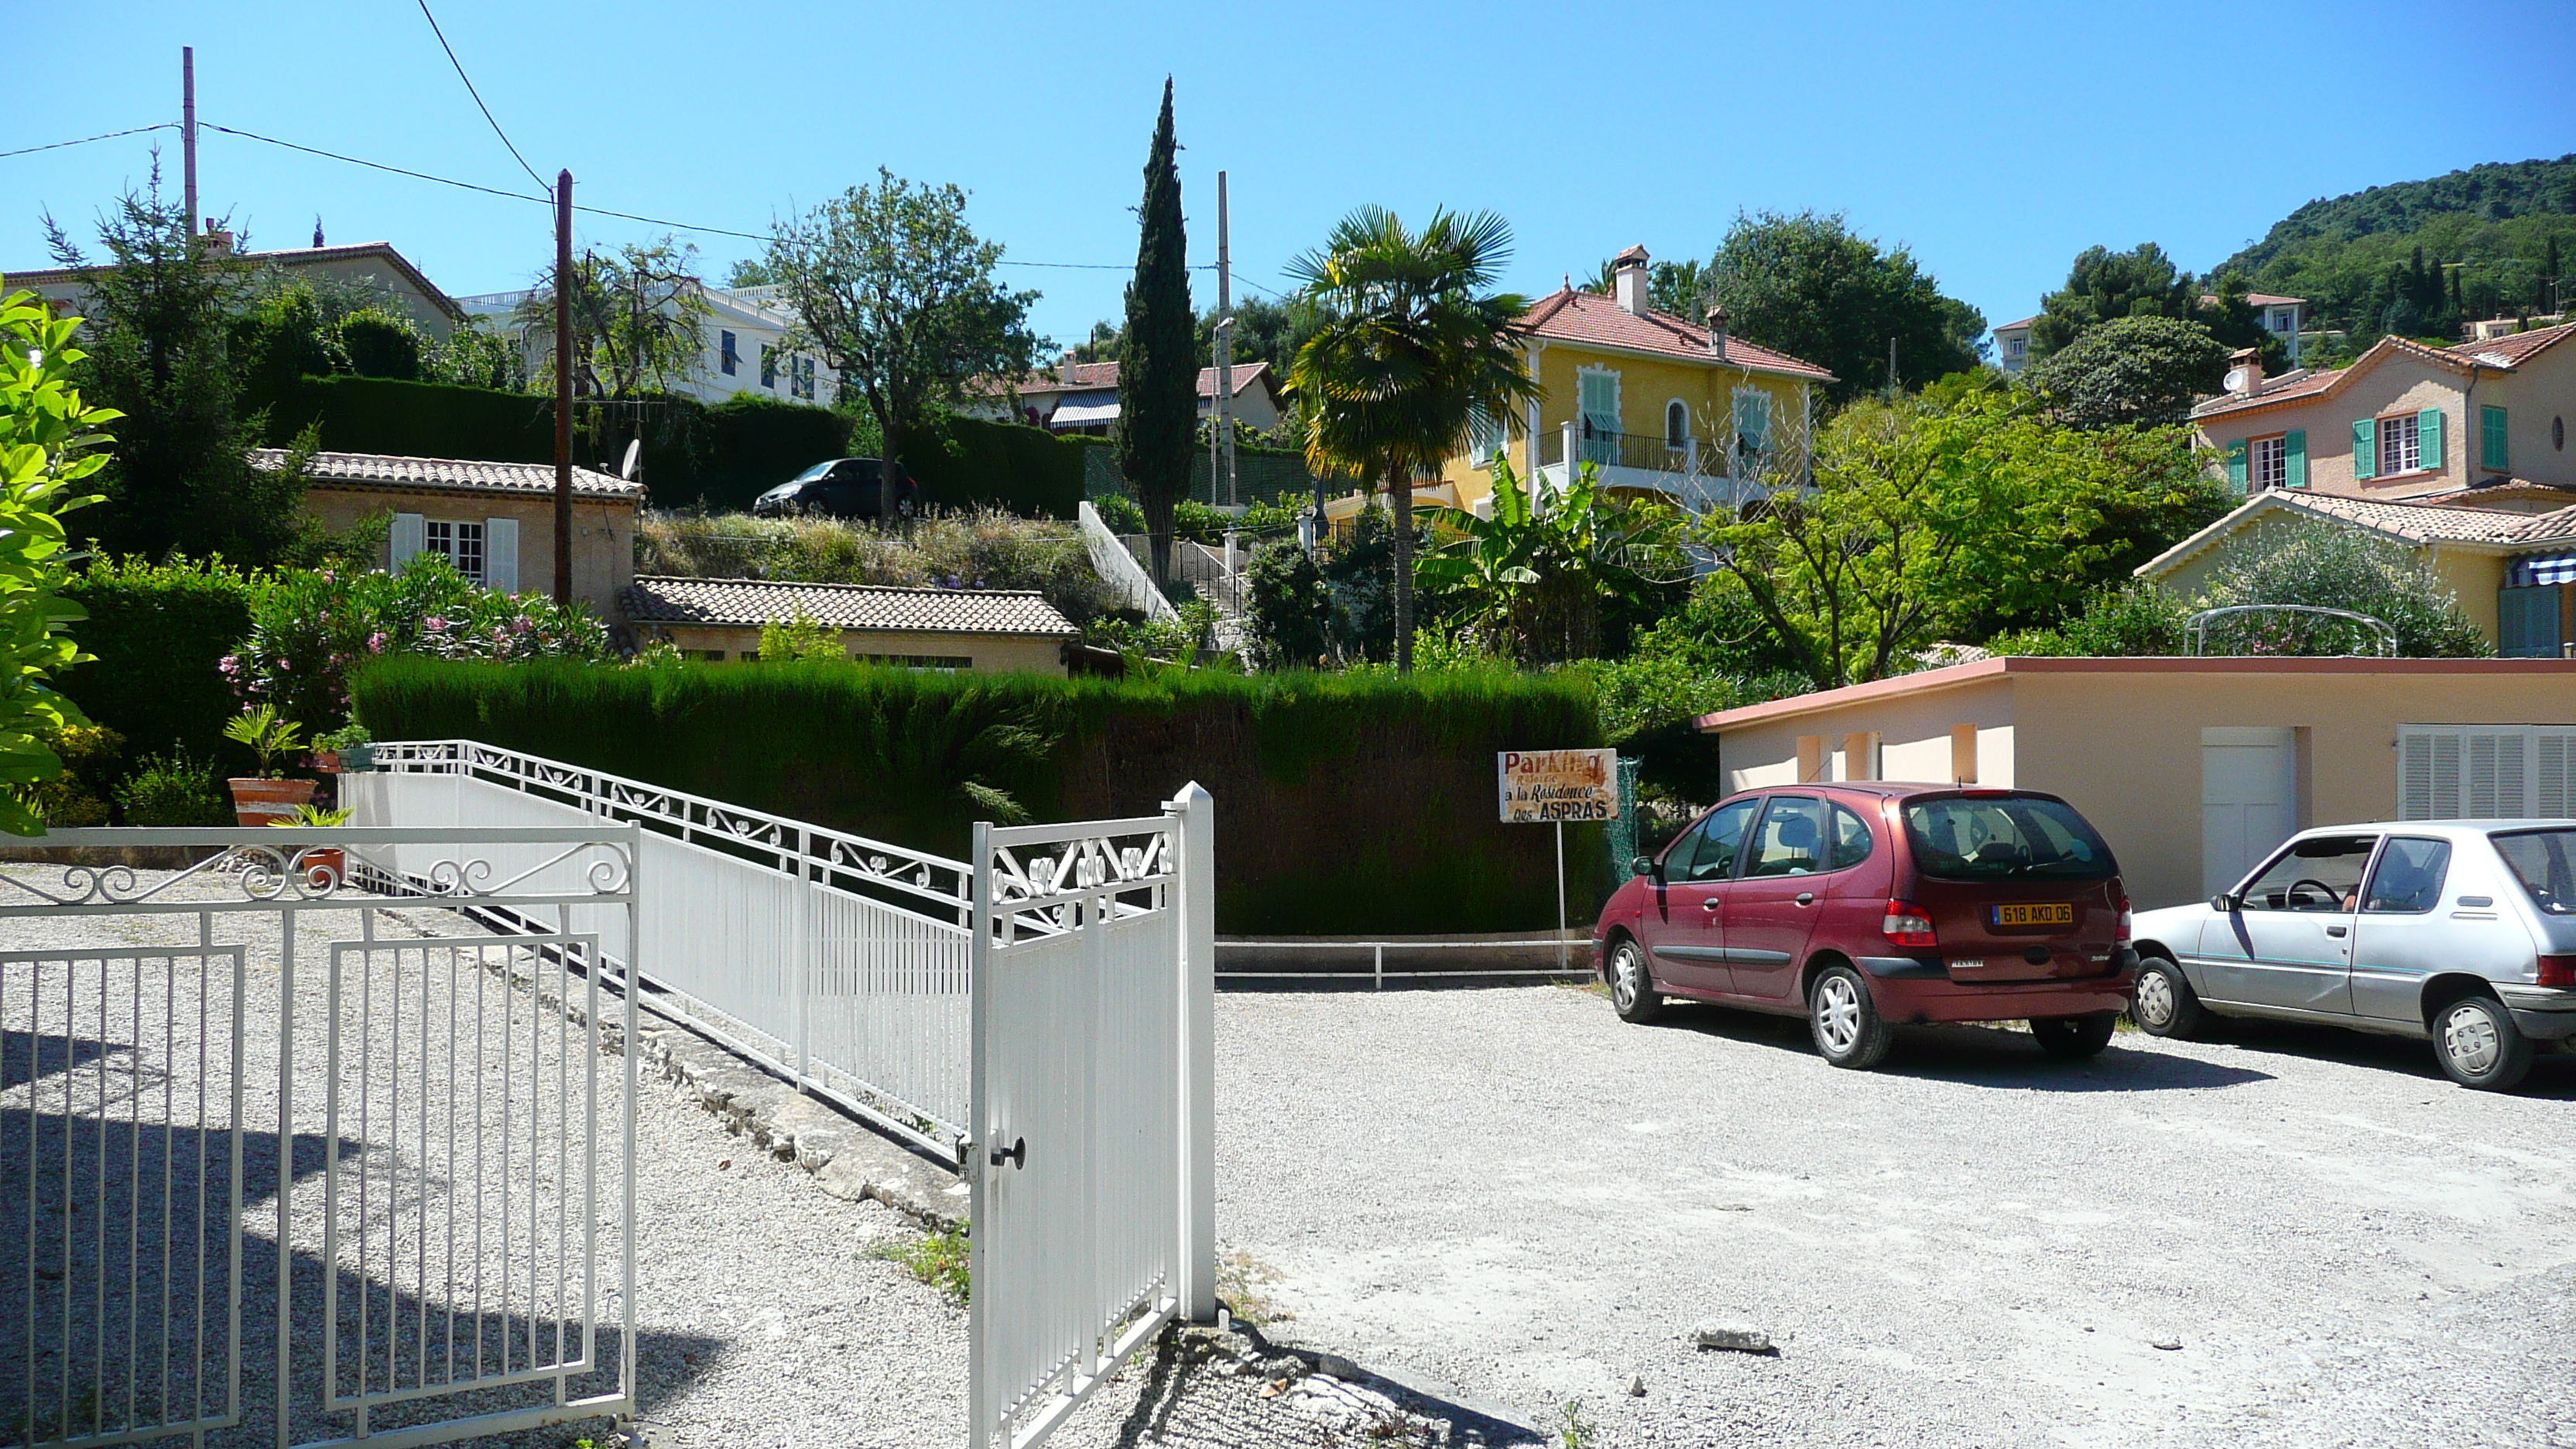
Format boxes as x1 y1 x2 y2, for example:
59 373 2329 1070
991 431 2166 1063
2283 429 2307 488
2499 587 2555 658
2482 406 2509 471
2225 440 2249 490
2352 417 2377 480
2417 408 2444 471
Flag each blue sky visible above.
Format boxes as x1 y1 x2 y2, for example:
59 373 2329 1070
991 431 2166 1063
11 1 2574 355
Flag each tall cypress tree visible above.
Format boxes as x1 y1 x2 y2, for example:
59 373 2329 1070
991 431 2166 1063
1118 78 1194 586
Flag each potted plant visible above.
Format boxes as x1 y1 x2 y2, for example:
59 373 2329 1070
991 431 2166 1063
269 802 353 886
221 706 315 826
312 722 375 774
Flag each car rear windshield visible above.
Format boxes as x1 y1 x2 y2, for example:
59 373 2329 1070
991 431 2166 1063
2493 828 2576 916
1902 794 2117 882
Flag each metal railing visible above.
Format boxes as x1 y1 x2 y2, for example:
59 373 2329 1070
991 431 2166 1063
350 742 976 1163
1 824 642 1449
1538 425 1726 476
1118 534 1246 615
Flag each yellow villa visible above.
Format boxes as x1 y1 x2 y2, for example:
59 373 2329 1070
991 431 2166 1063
1326 245 1834 526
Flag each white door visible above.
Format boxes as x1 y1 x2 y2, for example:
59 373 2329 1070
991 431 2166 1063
2203 728 2297 897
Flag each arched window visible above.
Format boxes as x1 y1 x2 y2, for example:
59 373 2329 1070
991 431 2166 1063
1665 399 1690 448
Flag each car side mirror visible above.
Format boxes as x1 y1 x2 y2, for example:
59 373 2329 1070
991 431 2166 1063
1631 855 1660 882
2209 892 2236 913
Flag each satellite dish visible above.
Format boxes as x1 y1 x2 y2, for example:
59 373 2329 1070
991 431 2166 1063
2222 366 2251 393
620 438 642 480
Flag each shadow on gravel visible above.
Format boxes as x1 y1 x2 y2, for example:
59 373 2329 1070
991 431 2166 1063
1638 1003 2276 1090
1105 1328 1544 1447
2187 1016 2576 1099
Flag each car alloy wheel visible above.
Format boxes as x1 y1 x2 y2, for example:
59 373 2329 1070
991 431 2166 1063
1609 939 1663 1025
1815 975 1862 1053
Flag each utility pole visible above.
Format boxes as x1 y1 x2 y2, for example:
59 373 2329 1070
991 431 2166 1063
553 170 574 607
1213 171 1235 508
180 47 197 235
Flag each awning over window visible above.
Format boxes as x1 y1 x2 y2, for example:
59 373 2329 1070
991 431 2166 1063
1050 391 1120 427
2508 553 2576 587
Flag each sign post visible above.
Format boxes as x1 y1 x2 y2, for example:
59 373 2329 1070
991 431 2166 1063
1497 748 1620 972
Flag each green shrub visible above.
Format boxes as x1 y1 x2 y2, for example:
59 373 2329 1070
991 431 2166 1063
336 307 425 381
26 724 123 827
352 657 1606 933
113 751 231 827
62 556 258 766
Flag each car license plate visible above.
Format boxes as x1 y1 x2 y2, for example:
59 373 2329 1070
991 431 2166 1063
1992 903 2074 928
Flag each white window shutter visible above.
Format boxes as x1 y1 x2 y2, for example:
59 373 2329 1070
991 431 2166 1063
389 512 425 571
484 516 520 593
2537 731 2574 818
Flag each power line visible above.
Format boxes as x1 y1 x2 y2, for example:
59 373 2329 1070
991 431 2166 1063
413 0 550 193
0 124 178 161
204 119 1292 289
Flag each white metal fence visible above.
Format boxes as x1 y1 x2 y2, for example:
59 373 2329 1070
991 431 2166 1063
347 742 976 1161
968 786 1216 1449
0 824 639 1449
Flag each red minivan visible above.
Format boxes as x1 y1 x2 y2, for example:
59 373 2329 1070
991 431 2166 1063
1594 784 2138 1068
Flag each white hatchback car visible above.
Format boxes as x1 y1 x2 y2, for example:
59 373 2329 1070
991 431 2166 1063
2129 821 2576 1090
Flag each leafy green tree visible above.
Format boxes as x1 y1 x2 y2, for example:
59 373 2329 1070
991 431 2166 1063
2197 272 2287 368
2029 242 2197 358
1703 385 2226 684
1693 211 1983 402
2023 314 2230 430
1415 458 1684 664
723 258 777 289
1288 207 1539 670
44 177 310 564
1241 539 1333 670
766 170 1044 520
0 282 115 834
515 236 714 401
1119 80 1196 584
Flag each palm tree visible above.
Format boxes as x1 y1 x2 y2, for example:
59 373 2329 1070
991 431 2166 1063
1286 207 1538 670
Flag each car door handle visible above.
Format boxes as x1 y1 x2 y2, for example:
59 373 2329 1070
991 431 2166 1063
1701 898 1722 912
1795 892 1815 906
2324 925 2347 937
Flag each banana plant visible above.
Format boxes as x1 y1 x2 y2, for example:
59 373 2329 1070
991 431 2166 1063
1415 458 1687 663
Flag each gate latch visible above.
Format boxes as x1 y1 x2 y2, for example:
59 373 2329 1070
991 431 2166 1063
989 1136 1027 1170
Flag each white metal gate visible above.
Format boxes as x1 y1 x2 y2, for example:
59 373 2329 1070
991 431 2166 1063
967 787 1216 1449
1 824 639 1449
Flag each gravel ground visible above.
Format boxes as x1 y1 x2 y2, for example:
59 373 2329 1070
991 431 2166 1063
1214 983 2576 1449
0 868 1493 1449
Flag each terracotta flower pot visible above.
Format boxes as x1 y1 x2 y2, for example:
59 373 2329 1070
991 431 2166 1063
298 847 348 889
228 776 317 827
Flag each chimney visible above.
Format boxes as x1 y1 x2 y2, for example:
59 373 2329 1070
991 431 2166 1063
1706 305 1730 360
198 228 235 258
1613 244 1650 317
2227 345 2262 395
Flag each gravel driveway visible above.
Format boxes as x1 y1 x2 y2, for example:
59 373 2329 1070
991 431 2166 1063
1215 985 2576 1448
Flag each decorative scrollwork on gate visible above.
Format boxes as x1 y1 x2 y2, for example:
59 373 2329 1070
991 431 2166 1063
985 827 1176 943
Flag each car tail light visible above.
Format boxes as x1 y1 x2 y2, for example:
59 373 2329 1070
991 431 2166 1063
2117 896 2133 943
2540 955 2576 989
1883 899 1937 949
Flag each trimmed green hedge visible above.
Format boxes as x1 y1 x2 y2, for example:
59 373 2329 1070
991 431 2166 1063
352 659 1605 934
60 558 259 771
255 375 1086 519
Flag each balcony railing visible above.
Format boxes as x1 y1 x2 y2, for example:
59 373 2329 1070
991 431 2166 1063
1540 424 1734 474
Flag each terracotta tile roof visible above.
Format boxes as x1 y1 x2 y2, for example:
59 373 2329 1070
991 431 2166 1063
2192 321 2576 424
2413 477 2576 507
621 576 1080 637
2197 292 2304 308
2438 320 2574 368
1992 315 2041 333
974 360 1277 400
1518 288 1836 381
249 449 641 501
2269 491 2576 544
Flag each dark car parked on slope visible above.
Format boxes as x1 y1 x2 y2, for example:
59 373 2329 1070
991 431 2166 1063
1593 784 2139 1069
752 457 917 520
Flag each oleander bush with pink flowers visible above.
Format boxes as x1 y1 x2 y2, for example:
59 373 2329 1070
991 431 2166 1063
228 553 610 730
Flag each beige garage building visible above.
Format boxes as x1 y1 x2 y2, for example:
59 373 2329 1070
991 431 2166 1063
620 576 1080 674
1694 656 2576 910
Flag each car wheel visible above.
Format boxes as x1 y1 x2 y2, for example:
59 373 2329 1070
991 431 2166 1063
2430 993 2534 1091
1607 937 1663 1025
2129 955 2204 1040
1807 964 1893 1070
2030 1012 2118 1059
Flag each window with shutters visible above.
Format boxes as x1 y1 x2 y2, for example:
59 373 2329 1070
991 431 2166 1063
2377 413 2420 475
2398 725 2576 819
1468 406 1502 464
420 519 487 584
1577 368 1621 465
2249 435 2287 492
2481 405 2509 471
720 330 740 376
760 345 776 389
793 355 816 400
1732 387 1771 475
